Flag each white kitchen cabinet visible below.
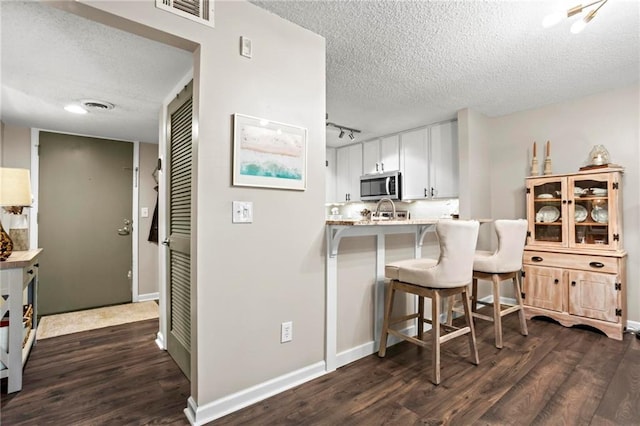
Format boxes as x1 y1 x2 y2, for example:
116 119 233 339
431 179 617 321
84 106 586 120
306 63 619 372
363 135 399 175
336 143 363 202
429 121 459 199
400 128 429 199
400 120 458 200
326 148 337 203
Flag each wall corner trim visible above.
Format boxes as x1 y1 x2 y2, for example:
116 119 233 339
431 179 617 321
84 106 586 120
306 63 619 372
184 361 326 425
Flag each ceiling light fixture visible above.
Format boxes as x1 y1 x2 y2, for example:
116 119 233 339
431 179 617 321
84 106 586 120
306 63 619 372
542 0 609 33
64 104 88 115
326 121 361 141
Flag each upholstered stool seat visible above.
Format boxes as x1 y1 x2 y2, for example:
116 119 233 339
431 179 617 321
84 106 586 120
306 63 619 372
449 219 528 349
378 220 480 385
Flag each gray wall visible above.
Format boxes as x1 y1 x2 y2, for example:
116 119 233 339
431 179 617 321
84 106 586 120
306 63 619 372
69 0 327 408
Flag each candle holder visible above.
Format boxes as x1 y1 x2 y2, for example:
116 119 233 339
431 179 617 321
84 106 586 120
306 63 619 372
530 157 540 176
543 157 552 175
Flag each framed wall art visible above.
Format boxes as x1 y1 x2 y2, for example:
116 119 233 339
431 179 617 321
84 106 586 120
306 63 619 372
233 113 307 190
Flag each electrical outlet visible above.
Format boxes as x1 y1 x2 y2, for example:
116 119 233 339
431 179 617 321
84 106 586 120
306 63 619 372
281 321 292 343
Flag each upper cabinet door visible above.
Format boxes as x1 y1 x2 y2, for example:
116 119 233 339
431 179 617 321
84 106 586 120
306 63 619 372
362 140 380 175
380 135 399 172
362 135 399 175
325 148 337 203
336 143 363 202
429 121 458 199
401 128 429 199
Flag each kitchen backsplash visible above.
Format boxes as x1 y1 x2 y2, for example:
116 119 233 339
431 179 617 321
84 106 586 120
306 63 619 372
326 199 459 220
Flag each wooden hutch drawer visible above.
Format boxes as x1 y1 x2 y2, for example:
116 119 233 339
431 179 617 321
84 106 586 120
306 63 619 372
523 250 618 274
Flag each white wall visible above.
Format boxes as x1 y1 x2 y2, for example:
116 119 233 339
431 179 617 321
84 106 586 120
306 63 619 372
481 84 640 321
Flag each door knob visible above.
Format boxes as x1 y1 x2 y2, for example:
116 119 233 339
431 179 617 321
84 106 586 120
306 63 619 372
118 219 132 236
162 238 171 247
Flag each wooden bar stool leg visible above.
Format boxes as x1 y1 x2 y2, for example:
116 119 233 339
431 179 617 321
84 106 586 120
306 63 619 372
492 274 503 349
378 281 397 357
432 291 441 385
445 295 454 326
461 287 479 365
471 278 478 314
513 274 528 336
417 295 425 339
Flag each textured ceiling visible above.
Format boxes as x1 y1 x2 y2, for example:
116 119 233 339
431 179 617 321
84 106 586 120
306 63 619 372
251 0 640 147
1 2 193 144
1 1 638 148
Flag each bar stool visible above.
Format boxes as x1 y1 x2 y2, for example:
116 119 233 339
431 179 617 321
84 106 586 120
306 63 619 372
450 219 528 349
378 219 480 385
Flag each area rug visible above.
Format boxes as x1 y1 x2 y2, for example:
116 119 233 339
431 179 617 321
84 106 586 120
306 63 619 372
36 301 159 340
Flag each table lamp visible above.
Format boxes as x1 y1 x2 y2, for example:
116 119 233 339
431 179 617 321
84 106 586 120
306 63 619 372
0 168 32 261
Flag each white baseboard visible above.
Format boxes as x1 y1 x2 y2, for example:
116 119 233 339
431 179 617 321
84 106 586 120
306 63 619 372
184 361 326 426
137 292 159 302
155 332 165 350
626 319 640 332
336 324 422 367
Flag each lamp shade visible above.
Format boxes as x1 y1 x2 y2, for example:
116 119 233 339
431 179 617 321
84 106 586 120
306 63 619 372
0 168 32 206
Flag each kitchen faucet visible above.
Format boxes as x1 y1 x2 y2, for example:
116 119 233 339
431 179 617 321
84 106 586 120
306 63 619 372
374 197 396 219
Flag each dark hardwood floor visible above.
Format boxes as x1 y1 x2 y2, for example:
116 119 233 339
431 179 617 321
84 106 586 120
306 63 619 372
2 313 639 425
211 314 640 426
1 319 190 425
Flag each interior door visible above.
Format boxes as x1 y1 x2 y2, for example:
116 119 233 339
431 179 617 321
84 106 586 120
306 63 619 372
164 81 193 378
38 132 133 315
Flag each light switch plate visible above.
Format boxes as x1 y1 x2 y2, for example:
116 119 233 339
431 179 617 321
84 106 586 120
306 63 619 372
141 207 149 218
232 201 253 223
240 36 252 58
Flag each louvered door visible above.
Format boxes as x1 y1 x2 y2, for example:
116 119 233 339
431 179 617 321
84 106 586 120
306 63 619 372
165 81 193 378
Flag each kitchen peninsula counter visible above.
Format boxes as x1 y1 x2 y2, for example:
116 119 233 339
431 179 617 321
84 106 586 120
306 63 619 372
324 217 489 372
326 218 441 226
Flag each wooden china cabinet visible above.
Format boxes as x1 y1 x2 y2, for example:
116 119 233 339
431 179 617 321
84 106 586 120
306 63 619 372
522 167 627 340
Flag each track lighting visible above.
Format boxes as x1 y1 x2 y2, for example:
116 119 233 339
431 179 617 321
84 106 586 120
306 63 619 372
326 121 361 142
543 0 609 33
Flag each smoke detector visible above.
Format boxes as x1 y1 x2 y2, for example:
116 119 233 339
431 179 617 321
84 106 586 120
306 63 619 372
81 99 115 111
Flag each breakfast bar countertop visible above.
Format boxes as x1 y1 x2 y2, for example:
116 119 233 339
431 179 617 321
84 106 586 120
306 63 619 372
326 218 439 226
325 217 481 226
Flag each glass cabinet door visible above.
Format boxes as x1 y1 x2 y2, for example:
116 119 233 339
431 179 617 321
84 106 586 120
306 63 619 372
569 173 618 250
527 177 566 247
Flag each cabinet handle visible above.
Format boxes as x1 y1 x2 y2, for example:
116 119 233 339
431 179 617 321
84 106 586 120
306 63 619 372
567 200 573 205
380 162 384 172
375 163 379 172
27 269 34 275
589 261 605 268
34 263 39 268
430 187 435 197
571 281 576 287
562 200 567 204
424 188 427 197
554 279 559 284
532 256 544 262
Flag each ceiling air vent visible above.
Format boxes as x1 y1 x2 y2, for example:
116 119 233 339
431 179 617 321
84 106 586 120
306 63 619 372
81 100 115 111
155 0 214 28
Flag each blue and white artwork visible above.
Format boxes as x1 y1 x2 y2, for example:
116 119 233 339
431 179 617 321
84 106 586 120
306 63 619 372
233 114 307 190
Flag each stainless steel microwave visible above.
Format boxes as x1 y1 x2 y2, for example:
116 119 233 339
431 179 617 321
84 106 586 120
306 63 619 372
360 171 402 201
